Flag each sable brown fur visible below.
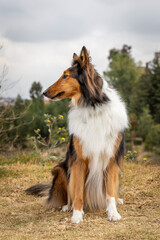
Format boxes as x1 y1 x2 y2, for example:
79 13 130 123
69 137 89 211
71 47 109 107
105 133 123 201
45 166 68 209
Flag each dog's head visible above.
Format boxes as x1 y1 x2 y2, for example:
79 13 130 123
43 46 109 107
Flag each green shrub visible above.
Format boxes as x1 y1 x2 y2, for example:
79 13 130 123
133 138 143 145
30 114 68 162
137 107 154 141
145 124 160 155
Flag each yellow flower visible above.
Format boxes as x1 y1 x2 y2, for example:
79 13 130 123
143 158 147 161
127 154 130 156
60 115 64 119
37 129 40 131
59 128 61 130
61 137 65 141
47 120 51 123
134 151 137 154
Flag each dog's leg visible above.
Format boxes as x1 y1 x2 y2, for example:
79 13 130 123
105 133 124 221
69 160 87 224
106 158 121 221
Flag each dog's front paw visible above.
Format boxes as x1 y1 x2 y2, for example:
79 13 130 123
106 195 122 221
71 210 83 224
107 209 121 221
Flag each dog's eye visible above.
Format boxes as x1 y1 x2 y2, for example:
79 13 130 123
62 74 68 79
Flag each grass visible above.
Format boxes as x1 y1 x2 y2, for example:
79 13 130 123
0 153 160 240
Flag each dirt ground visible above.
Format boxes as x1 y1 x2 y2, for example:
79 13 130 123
0 159 160 240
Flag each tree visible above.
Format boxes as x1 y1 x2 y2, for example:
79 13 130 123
30 81 43 100
104 45 141 110
145 124 160 156
0 46 30 150
129 64 152 118
137 107 154 141
148 53 160 123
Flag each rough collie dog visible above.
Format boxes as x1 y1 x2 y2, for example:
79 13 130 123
26 46 128 224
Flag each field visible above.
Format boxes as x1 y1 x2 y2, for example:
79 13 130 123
0 153 160 240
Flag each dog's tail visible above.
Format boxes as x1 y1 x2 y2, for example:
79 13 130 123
25 183 51 197
25 165 68 209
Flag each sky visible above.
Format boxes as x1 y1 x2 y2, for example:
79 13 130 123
0 0 160 99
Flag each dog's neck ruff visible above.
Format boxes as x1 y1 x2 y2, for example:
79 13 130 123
68 80 128 176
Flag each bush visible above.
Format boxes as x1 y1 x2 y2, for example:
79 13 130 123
134 138 143 146
145 124 160 155
30 113 68 162
137 107 154 141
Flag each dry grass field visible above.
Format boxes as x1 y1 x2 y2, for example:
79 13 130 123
0 155 160 240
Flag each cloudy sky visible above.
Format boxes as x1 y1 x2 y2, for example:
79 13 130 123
0 0 160 99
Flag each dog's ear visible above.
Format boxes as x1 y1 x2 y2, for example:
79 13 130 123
73 53 78 59
72 47 90 69
80 46 90 66
72 53 82 71
73 53 79 62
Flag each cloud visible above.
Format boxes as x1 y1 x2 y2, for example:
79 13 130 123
0 0 94 42
97 0 160 37
1 0 160 42
0 0 160 98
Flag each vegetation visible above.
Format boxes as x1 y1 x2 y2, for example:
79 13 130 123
30 113 68 162
104 45 160 161
104 45 141 106
0 44 160 160
0 78 69 151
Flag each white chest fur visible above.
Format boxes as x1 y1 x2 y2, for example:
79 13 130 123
68 87 128 176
